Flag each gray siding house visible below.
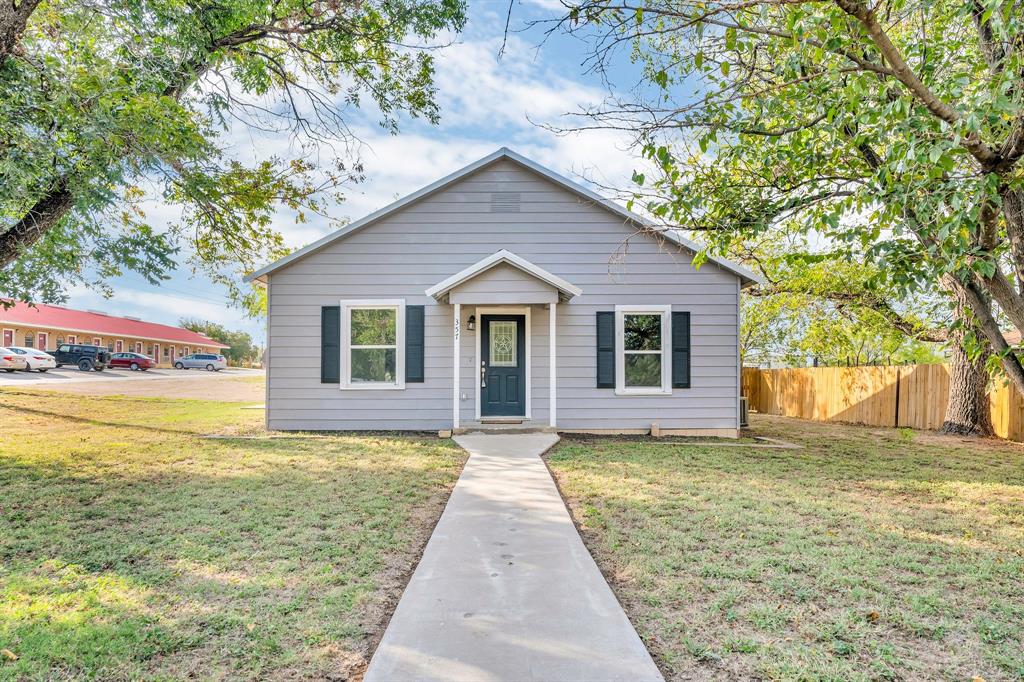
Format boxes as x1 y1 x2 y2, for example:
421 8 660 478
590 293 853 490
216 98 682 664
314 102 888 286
247 148 760 436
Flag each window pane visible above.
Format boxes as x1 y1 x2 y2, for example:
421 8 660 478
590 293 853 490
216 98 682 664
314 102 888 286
351 308 397 345
624 353 661 387
489 321 517 366
623 314 662 351
351 348 397 383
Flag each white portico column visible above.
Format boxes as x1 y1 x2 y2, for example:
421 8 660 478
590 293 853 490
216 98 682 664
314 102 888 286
549 302 557 428
453 302 461 430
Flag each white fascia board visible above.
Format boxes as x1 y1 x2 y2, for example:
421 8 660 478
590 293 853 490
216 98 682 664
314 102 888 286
244 146 764 288
424 249 583 300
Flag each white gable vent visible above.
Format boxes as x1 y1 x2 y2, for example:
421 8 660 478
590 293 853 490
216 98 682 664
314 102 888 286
490 191 521 213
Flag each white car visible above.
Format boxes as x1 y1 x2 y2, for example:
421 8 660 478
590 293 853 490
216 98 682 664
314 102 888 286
7 346 57 372
0 347 29 372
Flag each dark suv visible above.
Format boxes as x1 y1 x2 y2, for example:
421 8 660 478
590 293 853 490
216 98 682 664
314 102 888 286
54 344 111 371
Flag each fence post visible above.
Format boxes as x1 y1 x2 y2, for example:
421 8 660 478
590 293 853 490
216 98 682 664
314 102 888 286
894 366 901 428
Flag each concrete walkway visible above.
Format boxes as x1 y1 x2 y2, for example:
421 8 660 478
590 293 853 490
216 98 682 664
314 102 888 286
364 433 663 682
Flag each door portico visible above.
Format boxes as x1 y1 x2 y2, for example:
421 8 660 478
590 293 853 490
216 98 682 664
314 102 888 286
425 250 581 431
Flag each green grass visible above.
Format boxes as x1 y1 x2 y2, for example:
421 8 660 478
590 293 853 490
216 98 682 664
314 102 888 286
547 417 1024 681
0 389 464 680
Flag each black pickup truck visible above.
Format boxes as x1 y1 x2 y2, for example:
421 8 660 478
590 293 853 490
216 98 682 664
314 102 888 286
53 344 111 371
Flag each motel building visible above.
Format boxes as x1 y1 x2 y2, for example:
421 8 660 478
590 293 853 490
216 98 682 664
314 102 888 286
0 301 229 367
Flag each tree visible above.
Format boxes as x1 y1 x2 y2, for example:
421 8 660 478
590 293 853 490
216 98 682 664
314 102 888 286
551 0 1024 407
733 234 945 365
181 318 257 365
1 0 466 311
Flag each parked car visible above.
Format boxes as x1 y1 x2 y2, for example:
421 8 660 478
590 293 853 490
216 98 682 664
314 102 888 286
54 343 110 371
174 353 227 371
108 352 156 371
0 347 28 372
6 346 56 372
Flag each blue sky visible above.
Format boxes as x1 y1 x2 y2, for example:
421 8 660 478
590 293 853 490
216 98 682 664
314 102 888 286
66 0 649 343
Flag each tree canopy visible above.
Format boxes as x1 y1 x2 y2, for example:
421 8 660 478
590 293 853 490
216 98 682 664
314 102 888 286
0 0 466 313
181 318 258 364
555 0 1024 393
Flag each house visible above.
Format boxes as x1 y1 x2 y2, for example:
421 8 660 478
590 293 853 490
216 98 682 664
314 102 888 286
247 148 761 435
0 301 230 366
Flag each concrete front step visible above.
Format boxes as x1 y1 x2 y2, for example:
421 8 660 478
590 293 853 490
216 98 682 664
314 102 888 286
453 423 556 435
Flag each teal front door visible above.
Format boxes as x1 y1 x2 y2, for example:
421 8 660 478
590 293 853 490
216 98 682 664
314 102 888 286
481 314 526 417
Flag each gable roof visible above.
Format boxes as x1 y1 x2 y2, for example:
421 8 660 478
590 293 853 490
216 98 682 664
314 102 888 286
425 250 583 302
245 147 763 287
0 300 231 348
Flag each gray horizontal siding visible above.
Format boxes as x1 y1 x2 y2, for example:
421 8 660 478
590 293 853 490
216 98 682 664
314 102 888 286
266 158 739 431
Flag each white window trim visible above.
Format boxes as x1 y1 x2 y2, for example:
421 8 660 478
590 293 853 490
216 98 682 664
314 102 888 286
340 299 406 391
615 304 672 396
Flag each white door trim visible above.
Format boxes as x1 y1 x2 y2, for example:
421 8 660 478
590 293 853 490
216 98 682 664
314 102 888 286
475 306 531 421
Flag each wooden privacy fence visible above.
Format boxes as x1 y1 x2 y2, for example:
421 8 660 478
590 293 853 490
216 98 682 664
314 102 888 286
742 364 1024 441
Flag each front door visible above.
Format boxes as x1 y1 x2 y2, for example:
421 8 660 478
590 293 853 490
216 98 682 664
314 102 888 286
481 314 526 417
37 332 48 350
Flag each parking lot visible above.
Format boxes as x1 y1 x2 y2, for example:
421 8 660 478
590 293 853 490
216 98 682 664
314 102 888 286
0 366 265 401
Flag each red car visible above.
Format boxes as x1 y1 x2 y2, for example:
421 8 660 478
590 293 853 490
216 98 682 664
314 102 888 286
108 352 156 371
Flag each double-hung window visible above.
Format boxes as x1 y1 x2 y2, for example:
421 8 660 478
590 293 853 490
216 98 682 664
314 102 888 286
341 299 406 390
615 304 671 395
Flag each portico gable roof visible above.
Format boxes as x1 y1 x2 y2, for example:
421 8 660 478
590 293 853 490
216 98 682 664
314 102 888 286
425 250 582 303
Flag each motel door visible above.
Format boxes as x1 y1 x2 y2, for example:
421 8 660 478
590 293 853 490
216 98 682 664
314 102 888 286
170 346 175 364
37 332 48 351
2 330 12 346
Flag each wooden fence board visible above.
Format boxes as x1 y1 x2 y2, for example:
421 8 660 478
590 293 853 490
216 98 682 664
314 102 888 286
742 364 1022 442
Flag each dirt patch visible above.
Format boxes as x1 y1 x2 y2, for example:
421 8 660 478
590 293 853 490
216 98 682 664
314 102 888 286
21 375 265 402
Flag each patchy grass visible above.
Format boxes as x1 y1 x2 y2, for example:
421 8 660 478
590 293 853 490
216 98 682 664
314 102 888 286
0 389 464 680
546 415 1024 681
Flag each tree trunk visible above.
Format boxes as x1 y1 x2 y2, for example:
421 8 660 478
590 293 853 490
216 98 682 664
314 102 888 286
942 298 993 435
0 181 74 268
0 0 42 64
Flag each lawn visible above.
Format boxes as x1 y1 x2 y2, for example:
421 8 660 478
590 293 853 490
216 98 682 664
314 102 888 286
0 389 465 680
547 416 1024 681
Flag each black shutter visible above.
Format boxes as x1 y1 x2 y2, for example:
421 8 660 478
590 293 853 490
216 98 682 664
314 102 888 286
321 306 340 383
672 311 691 389
596 311 615 388
406 305 425 383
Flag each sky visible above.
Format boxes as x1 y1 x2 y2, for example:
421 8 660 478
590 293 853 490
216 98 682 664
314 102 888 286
65 0 650 344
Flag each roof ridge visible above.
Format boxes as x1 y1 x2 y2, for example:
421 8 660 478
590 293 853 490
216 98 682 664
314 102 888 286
245 147 763 287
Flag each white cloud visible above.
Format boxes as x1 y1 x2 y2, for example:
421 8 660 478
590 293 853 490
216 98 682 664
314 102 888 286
65 7 654 343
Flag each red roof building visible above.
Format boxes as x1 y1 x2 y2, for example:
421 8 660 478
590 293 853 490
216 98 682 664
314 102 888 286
0 301 228 366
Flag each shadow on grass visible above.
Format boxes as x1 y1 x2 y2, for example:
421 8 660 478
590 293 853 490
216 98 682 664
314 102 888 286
546 425 1024 681
0 424 465 679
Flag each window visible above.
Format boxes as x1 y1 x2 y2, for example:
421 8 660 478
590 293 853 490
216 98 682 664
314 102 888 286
341 300 405 389
615 305 671 395
24 332 34 347
489 321 518 366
